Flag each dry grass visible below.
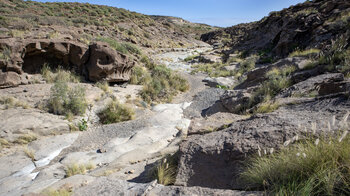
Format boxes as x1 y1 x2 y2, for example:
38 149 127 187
255 101 280 114
289 48 321 58
95 81 111 94
41 64 80 83
65 163 96 177
23 147 35 161
150 153 178 185
14 134 37 145
0 96 30 109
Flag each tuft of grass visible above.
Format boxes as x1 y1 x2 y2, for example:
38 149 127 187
95 81 111 94
65 163 95 177
14 134 37 145
241 133 350 195
23 147 35 161
0 96 30 109
44 188 72 196
289 48 321 58
97 100 135 124
140 65 189 103
241 66 296 114
41 64 80 83
255 101 280 114
151 153 178 186
47 81 87 116
234 55 258 76
184 54 199 62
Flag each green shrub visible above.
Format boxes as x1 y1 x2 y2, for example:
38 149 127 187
47 81 87 116
98 100 135 124
129 66 151 85
318 35 350 74
234 55 258 77
247 66 296 113
241 132 350 195
140 65 189 103
78 119 88 131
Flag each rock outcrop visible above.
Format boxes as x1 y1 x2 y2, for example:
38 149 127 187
0 38 135 88
176 95 350 189
201 0 350 57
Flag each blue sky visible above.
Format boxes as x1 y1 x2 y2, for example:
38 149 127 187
33 0 306 27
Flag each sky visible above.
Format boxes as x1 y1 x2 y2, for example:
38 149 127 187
33 0 306 27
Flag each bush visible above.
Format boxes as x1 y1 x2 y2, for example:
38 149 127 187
98 100 135 124
234 55 258 77
47 81 87 116
129 66 151 85
41 64 80 83
140 65 189 103
241 131 350 195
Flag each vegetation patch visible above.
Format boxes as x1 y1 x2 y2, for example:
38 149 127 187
42 64 81 83
289 48 321 58
255 101 281 114
140 65 189 103
184 54 199 62
98 100 135 124
150 153 179 185
96 36 141 55
47 81 87 116
0 96 30 109
14 133 37 145
241 131 350 195
65 163 95 177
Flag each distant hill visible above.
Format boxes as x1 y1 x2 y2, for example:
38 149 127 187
0 0 217 49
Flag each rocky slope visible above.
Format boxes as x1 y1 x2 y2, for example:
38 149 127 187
201 0 350 57
0 0 216 49
0 0 350 195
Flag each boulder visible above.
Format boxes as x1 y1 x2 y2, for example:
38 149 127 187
278 73 345 98
317 79 350 96
220 90 252 114
0 71 21 88
203 76 236 88
176 96 350 189
236 57 306 89
199 54 222 64
86 42 134 83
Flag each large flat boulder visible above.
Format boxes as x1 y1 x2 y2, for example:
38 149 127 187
176 95 350 189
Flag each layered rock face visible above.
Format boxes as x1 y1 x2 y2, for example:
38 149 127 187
0 39 134 88
201 0 350 57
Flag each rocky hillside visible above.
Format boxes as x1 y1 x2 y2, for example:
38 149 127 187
201 0 350 57
0 0 216 49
